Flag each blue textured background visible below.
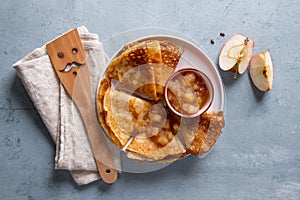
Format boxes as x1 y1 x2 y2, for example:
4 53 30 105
1 0 299 199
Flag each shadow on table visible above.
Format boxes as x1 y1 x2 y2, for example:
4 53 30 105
219 68 265 102
8 74 34 109
118 155 202 184
219 68 243 87
247 73 266 102
9 74 54 146
67 154 204 192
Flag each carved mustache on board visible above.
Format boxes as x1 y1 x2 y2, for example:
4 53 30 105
59 61 85 72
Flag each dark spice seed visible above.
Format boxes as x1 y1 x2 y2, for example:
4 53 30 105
210 39 215 44
220 32 225 37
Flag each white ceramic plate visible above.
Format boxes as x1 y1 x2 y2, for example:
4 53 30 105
74 28 225 173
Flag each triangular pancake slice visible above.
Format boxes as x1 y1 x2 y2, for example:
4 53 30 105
184 111 225 155
106 40 161 101
126 136 185 162
106 40 183 101
153 40 183 98
97 77 186 162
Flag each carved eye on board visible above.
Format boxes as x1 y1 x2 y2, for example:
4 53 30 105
58 52 64 58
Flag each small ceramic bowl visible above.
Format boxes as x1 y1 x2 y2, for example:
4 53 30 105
164 68 214 118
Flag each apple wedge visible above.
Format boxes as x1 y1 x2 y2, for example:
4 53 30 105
219 34 254 79
249 52 273 92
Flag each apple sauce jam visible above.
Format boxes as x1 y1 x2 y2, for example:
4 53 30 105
166 70 210 116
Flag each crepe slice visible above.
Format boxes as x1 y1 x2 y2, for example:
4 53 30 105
106 40 160 101
116 40 183 69
117 40 183 97
184 111 225 155
105 40 183 101
126 136 185 163
116 41 140 57
160 40 183 69
154 40 183 98
97 77 185 162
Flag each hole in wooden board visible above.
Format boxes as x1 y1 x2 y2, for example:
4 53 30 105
58 52 64 58
72 48 78 54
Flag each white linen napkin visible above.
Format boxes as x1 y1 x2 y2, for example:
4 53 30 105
13 26 110 185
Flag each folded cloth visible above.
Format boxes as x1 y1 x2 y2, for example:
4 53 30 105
13 26 110 185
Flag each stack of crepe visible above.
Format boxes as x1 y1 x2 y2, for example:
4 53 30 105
97 39 225 162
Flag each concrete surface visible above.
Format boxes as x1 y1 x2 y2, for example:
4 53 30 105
1 0 300 199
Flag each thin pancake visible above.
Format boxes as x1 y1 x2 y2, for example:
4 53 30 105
106 40 183 101
154 41 183 97
126 136 185 162
97 77 124 147
185 111 225 155
106 40 161 100
97 78 186 161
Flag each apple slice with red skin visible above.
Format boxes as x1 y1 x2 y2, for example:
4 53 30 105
219 34 254 79
249 51 273 92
